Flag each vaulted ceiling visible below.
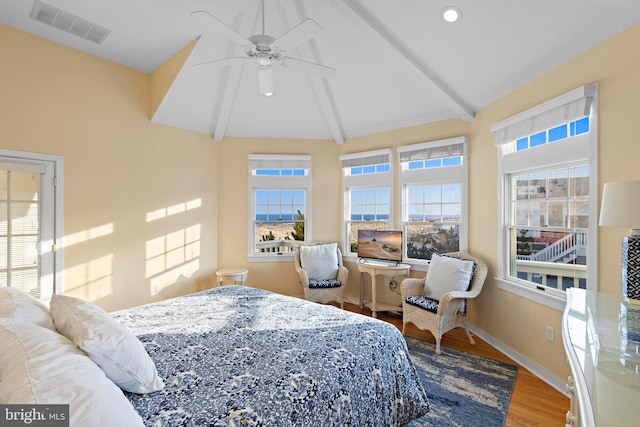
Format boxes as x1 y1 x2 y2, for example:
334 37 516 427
3 0 640 144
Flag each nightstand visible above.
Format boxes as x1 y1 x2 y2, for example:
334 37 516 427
216 268 248 286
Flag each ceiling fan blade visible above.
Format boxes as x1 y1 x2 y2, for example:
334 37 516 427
273 19 322 51
279 57 336 80
191 10 253 46
191 57 249 71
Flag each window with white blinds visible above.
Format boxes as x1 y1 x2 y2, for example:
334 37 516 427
248 154 311 262
492 84 598 310
0 153 60 301
397 137 468 266
340 149 393 258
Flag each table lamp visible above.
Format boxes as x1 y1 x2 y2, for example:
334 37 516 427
599 180 640 305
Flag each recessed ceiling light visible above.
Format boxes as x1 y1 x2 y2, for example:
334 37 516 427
441 6 462 23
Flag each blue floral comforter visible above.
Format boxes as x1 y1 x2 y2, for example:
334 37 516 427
113 285 429 426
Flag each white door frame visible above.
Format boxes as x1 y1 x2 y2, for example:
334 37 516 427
0 149 64 299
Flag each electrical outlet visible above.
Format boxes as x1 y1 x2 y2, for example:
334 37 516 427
546 325 554 342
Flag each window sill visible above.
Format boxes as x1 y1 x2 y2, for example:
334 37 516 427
496 277 566 311
248 253 295 263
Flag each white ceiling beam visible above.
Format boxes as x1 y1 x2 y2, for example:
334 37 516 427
213 4 260 142
283 1 345 144
212 65 241 141
332 0 475 122
309 77 345 145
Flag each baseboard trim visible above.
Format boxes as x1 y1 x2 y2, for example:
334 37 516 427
467 324 569 397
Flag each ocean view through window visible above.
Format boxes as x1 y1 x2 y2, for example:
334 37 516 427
340 149 393 258
405 183 462 260
248 155 311 261
398 137 468 266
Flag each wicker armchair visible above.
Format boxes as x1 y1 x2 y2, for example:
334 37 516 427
400 252 488 355
295 243 348 309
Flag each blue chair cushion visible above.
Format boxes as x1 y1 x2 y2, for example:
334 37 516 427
405 296 439 313
405 295 468 316
309 279 342 289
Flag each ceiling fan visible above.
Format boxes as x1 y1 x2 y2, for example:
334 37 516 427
191 0 335 96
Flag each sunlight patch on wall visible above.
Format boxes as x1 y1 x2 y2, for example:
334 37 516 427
63 254 113 301
146 224 201 295
64 223 114 247
145 224 201 277
146 198 201 223
150 259 200 296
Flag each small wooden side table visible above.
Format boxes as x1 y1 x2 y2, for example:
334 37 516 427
216 268 248 286
357 262 411 318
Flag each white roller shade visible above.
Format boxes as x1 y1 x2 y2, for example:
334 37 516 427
491 84 596 146
248 154 311 189
340 149 392 169
397 139 465 163
249 154 311 171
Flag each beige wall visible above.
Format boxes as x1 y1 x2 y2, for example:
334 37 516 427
0 24 219 311
468 23 640 379
4 19 640 381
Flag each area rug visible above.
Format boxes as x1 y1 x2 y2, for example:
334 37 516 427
405 337 518 427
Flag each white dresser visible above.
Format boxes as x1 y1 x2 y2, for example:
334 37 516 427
562 288 640 426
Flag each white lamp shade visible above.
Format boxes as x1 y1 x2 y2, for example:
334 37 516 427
257 66 274 96
599 180 640 229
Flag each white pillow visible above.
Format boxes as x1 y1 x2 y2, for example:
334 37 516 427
299 243 339 280
424 254 475 300
0 286 56 331
50 294 164 394
0 322 144 427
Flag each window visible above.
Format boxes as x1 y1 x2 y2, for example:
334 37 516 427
340 149 393 259
492 84 597 309
0 150 63 301
397 137 468 268
248 154 311 262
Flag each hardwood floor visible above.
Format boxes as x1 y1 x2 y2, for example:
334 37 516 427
342 302 569 427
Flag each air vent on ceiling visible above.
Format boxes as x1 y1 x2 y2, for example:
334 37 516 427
29 0 110 44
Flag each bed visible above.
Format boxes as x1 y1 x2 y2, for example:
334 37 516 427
112 285 430 426
0 285 429 426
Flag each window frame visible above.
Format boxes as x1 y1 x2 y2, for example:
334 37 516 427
492 84 598 310
247 154 311 263
0 149 64 301
397 137 469 272
340 149 394 263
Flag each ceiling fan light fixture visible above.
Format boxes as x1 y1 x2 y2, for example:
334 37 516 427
258 66 274 96
441 6 462 23
192 4 332 99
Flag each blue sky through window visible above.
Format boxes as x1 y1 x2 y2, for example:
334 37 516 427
255 169 306 176
406 184 461 221
349 163 390 175
349 187 390 220
516 117 589 151
255 189 305 221
407 156 462 170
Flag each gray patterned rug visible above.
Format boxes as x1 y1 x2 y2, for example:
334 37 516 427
405 337 518 427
